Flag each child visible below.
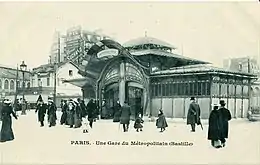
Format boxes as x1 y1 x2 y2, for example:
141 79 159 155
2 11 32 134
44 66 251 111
134 113 144 132
156 109 168 132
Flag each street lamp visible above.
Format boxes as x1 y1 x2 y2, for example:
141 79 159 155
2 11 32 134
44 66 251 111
20 61 27 115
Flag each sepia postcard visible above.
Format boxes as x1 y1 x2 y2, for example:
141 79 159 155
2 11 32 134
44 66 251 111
0 1 260 165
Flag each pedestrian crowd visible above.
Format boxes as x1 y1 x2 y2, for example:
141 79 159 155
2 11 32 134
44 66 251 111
0 96 231 149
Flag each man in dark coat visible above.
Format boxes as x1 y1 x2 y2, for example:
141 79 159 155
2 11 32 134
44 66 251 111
120 101 131 132
187 97 201 132
35 99 47 127
47 99 57 127
86 99 96 128
113 100 121 122
218 100 232 147
78 98 87 118
60 100 68 125
208 104 225 148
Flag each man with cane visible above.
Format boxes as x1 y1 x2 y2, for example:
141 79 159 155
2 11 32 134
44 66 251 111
187 97 201 132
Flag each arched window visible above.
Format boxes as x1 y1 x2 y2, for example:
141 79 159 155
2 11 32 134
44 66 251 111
10 80 15 90
17 81 20 89
4 79 9 89
27 82 30 88
0 79 2 89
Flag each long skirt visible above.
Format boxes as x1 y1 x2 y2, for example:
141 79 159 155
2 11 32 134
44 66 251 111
0 116 15 142
49 114 56 126
60 112 67 125
113 111 121 122
67 112 75 126
74 114 82 128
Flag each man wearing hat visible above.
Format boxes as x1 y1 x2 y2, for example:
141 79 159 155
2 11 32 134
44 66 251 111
218 100 232 147
187 97 201 132
35 96 47 127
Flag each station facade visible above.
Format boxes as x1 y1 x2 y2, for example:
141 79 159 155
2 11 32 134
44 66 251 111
65 37 256 119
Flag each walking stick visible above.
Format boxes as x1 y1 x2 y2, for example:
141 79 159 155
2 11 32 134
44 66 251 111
199 117 203 130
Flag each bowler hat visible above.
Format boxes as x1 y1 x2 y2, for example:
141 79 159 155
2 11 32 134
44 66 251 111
190 97 195 101
219 100 226 105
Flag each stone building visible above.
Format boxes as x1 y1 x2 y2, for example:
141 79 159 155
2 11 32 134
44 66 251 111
30 61 84 105
0 64 31 100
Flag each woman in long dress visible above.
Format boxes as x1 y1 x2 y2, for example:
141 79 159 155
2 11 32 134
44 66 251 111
67 100 75 128
73 99 82 128
0 99 18 143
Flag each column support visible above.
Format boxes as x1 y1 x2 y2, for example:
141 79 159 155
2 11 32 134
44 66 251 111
119 60 126 105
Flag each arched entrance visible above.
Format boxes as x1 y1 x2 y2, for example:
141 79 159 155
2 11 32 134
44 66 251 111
98 58 148 120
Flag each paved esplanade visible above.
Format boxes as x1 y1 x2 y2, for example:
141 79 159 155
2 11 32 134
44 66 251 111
0 110 260 164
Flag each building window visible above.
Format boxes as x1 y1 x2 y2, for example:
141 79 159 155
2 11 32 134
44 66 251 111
32 79 35 87
158 83 162 96
69 70 73 76
17 81 20 89
47 77 50 86
4 80 9 89
27 82 30 88
236 85 242 97
162 83 166 96
38 79 42 87
10 80 15 90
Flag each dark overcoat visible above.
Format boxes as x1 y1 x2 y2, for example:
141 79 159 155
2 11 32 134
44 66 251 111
113 103 121 122
74 104 82 128
87 101 96 121
47 103 57 126
35 103 47 122
60 103 68 125
187 102 201 125
67 106 75 126
0 104 17 142
156 113 168 128
120 104 131 124
208 110 225 141
80 102 87 118
218 107 231 138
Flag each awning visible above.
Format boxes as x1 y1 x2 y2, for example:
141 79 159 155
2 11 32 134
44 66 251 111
63 77 96 88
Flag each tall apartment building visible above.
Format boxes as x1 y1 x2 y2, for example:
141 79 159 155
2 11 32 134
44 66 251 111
49 26 112 66
223 56 260 75
223 56 260 107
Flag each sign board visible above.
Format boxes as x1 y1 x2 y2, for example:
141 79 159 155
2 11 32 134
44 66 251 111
97 49 119 59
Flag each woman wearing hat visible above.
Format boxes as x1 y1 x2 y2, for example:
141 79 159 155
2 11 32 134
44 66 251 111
73 99 82 128
0 99 18 142
47 99 57 127
67 99 76 128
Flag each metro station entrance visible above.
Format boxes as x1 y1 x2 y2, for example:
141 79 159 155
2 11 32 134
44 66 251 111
101 82 144 120
98 59 149 120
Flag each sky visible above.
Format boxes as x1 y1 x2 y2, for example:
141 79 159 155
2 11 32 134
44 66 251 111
0 1 259 70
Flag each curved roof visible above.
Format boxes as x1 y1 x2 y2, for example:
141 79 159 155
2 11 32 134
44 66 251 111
123 36 177 49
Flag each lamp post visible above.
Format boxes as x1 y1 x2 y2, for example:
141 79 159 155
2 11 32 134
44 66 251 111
20 61 27 115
